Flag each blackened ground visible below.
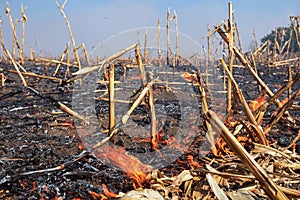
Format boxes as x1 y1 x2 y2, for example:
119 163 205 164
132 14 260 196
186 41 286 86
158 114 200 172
0 63 299 199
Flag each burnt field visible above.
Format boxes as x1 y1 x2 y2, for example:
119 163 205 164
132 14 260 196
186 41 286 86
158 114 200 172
0 60 299 199
0 2 300 199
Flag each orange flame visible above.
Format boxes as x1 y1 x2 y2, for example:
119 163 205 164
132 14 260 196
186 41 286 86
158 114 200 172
181 72 197 83
249 90 267 112
215 135 253 156
88 191 107 200
187 155 203 169
102 184 118 198
94 145 152 187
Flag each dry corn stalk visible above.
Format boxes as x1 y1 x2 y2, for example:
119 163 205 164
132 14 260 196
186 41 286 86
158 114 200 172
174 9 179 66
220 58 268 145
109 64 115 130
0 17 8 62
53 44 69 76
166 7 171 66
5 2 23 62
264 89 300 134
6 49 27 86
68 44 137 84
21 4 26 62
122 82 153 125
216 26 282 108
157 19 161 63
149 84 157 150
227 2 234 114
135 45 147 87
197 73 217 155
255 72 300 124
8 69 62 84
1 73 6 87
205 110 288 200
55 0 81 68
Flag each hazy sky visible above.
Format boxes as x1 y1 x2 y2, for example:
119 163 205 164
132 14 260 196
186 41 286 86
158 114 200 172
0 0 299 57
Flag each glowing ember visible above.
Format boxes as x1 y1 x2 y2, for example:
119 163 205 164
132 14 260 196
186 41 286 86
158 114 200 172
94 145 152 187
249 90 267 112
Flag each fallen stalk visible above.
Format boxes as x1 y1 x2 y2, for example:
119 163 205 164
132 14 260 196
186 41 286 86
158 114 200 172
122 82 153 125
6 50 27 86
220 58 268 145
8 69 62 83
0 150 90 186
36 57 77 67
216 26 282 107
205 110 288 200
93 81 155 149
92 125 121 149
197 73 217 155
26 86 89 124
65 43 137 84
264 89 300 135
255 72 300 124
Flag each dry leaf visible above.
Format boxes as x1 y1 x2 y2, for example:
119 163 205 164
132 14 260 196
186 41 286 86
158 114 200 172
121 189 164 200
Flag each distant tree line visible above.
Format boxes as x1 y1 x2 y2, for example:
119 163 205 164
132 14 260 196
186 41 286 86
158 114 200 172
260 26 300 53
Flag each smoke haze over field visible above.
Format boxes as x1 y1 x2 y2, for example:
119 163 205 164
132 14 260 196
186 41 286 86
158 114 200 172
0 0 299 57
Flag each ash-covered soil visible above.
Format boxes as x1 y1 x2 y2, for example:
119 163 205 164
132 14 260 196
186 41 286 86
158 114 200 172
0 62 299 199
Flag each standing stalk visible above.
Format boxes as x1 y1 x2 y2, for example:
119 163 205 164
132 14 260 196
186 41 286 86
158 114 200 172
206 25 211 84
135 45 147 87
6 2 22 62
157 19 161 64
222 41 227 91
227 2 234 114
53 44 68 76
267 40 271 75
216 26 282 108
109 64 115 130
235 23 243 53
251 53 261 91
290 16 300 50
1 73 6 87
197 74 217 155
174 10 179 66
55 0 81 69
144 29 148 63
21 4 26 63
273 28 278 63
81 43 90 66
166 7 171 66
220 58 268 145
149 84 157 150
288 66 292 99
0 18 7 62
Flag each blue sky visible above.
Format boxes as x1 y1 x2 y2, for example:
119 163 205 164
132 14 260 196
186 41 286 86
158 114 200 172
1 0 299 57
